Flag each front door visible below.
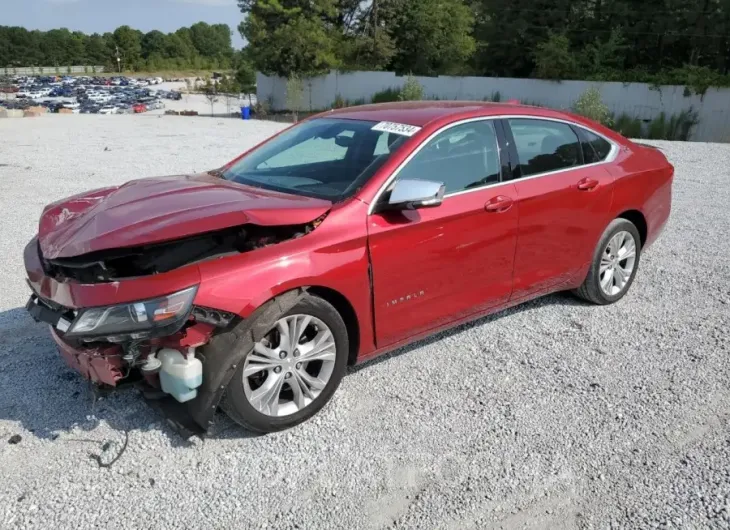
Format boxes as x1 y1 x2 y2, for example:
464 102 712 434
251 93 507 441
503 118 615 299
368 119 519 348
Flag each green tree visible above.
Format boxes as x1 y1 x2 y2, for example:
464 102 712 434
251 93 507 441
141 30 167 59
174 27 197 56
163 33 195 60
471 0 574 77
0 27 44 66
572 87 613 126
384 0 476 75
235 58 257 94
4 1 730 84
238 0 340 77
26 30 46 66
85 33 110 66
285 73 304 120
336 0 396 71
190 22 232 58
202 77 219 115
533 32 577 80
339 28 396 71
399 74 425 100
581 28 628 78
43 29 75 66
69 31 87 64
112 25 143 70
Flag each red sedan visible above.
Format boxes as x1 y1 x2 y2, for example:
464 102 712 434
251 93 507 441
24 102 673 433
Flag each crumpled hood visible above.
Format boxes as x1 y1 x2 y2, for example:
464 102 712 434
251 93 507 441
38 173 332 259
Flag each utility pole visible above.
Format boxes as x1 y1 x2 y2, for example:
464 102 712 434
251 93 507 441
115 45 121 73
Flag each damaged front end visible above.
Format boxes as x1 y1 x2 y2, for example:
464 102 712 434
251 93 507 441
40 220 323 284
26 285 221 387
26 214 327 433
28 287 242 436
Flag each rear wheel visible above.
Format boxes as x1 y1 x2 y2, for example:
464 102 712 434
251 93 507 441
573 218 641 305
222 295 348 433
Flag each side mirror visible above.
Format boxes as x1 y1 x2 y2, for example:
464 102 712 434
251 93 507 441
384 178 446 211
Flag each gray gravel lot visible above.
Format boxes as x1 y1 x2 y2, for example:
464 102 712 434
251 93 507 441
1 115 729 530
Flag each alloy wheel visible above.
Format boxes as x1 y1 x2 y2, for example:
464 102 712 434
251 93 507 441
599 230 637 296
242 314 337 417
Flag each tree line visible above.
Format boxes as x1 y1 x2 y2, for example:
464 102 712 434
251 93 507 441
239 0 730 91
0 23 235 71
4 1 729 90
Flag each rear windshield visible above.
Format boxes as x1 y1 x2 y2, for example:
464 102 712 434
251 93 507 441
221 118 409 200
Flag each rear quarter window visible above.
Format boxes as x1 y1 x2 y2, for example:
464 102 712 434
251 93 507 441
580 129 613 163
508 118 582 177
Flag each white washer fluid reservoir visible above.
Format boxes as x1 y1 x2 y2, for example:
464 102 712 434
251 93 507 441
157 348 203 403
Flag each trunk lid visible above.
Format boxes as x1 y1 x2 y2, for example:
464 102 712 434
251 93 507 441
38 173 332 259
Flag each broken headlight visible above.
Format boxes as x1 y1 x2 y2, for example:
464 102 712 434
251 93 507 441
65 286 198 340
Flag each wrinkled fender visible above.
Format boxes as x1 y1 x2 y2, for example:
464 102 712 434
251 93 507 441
192 205 372 336
188 203 373 428
187 289 306 430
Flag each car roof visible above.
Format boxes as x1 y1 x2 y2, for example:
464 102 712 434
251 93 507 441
321 100 623 143
325 101 509 127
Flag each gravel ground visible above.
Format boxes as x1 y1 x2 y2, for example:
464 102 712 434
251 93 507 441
0 115 729 530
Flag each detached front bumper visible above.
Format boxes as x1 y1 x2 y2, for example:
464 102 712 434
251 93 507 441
51 323 209 438
25 293 126 386
28 291 215 387
23 235 231 434
51 327 125 386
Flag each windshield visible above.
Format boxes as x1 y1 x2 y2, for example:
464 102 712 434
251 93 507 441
221 118 409 200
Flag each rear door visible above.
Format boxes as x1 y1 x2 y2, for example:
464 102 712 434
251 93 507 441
368 119 519 347
503 118 615 299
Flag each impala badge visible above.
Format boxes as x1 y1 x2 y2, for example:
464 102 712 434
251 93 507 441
386 290 425 307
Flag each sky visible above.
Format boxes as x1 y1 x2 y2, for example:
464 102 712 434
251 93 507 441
0 0 246 48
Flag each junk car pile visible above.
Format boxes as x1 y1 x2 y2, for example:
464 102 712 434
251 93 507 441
0 75 182 115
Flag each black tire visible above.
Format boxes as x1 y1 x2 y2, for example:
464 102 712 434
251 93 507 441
573 218 642 305
221 294 348 433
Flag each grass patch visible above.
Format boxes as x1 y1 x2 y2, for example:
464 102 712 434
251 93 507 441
646 109 699 141
371 87 402 104
610 109 699 140
333 94 367 108
613 113 645 138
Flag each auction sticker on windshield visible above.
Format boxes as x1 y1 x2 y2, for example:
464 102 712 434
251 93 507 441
371 121 422 137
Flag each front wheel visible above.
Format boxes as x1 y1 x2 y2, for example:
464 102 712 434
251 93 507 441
222 295 348 433
573 218 642 305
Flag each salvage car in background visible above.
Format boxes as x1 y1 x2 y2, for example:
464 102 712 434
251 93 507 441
24 102 673 433
98 105 119 115
145 100 165 111
4 75 188 115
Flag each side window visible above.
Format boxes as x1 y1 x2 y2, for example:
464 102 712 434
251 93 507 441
395 121 501 194
579 128 613 163
508 119 582 177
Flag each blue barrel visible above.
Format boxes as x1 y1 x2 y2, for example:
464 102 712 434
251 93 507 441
241 105 251 120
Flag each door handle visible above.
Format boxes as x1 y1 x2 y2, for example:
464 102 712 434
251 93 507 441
577 177 599 191
485 195 514 213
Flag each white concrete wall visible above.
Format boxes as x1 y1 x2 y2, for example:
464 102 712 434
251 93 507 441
257 70 730 142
